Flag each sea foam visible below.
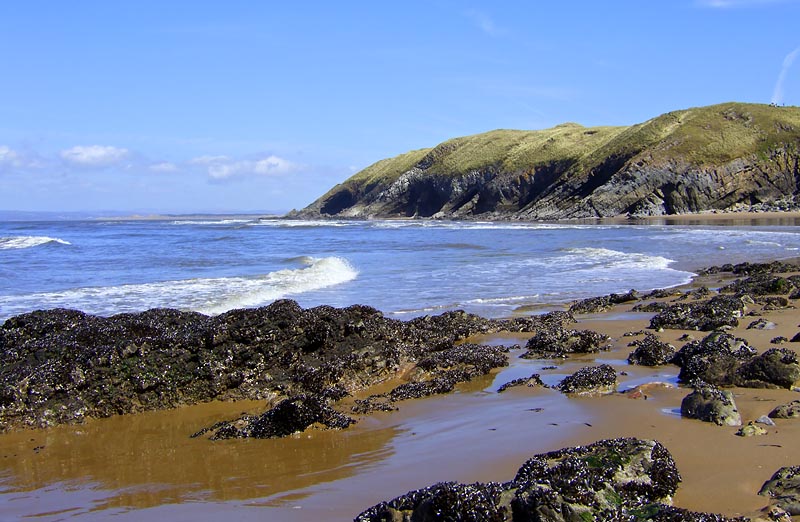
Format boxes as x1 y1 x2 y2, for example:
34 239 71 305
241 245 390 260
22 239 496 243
0 256 358 320
0 236 71 250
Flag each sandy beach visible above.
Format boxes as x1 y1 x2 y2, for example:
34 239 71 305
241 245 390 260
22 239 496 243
1 261 800 520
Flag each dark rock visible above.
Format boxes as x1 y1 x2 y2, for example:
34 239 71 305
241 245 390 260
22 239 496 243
649 295 746 331
680 383 742 426
0 301 514 432
792 332 800 343
759 466 800 515
557 364 617 394
699 261 799 277
521 328 611 359
768 399 800 419
747 318 776 330
354 481 512 522
632 301 672 313
497 374 547 393
351 344 509 414
719 274 796 297
758 296 792 310
355 438 684 522
569 289 639 314
627 333 676 366
192 393 355 440
772 336 789 345
673 332 756 385
736 348 800 389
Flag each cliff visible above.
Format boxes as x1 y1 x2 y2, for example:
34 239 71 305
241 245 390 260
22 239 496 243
294 102 800 220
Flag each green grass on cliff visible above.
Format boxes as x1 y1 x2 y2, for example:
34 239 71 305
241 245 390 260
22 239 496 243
331 102 800 198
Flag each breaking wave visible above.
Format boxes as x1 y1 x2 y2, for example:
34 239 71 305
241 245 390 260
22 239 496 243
0 236 71 250
0 256 358 320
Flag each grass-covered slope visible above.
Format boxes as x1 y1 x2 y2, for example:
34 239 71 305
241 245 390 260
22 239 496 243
296 102 800 219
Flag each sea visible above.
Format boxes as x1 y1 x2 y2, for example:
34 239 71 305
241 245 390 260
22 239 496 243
2 214 800 322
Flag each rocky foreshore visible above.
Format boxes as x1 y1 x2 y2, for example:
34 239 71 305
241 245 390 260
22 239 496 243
0 300 559 433
3 259 800 519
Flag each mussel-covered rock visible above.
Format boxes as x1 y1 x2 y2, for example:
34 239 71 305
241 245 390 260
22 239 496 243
192 393 355 440
769 399 800 419
673 332 756 385
759 466 800 515
736 348 800 389
0 301 515 432
680 383 742 426
649 295 747 331
356 438 684 522
569 289 639 314
627 333 676 366
497 373 547 393
521 328 611 359
557 364 617 395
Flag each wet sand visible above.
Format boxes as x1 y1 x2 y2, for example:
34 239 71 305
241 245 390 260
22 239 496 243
2 268 800 520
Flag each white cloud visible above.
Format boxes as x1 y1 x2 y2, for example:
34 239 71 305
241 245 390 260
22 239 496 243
189 155 230 165
772 46 800 105
149 161 179 172
60 145 129 167
463 9 505 37
0 146 19 164
205 155 299 180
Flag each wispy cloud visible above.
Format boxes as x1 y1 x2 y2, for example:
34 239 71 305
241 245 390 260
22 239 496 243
191 154 301 181
772 46 800 105
463 9 505 37
696 0 796 7
60 145 129 167
0 146 20 165
149 161 179 173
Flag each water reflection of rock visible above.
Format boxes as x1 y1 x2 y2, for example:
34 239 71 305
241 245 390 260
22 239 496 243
0 399 399 512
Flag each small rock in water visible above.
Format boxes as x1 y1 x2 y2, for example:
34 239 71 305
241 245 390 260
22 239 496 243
736 421 767 437
755 415 777 426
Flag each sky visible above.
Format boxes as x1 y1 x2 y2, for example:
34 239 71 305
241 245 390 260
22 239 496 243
1 0 799 214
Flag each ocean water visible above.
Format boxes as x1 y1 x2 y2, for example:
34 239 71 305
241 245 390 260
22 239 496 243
2 216 800 322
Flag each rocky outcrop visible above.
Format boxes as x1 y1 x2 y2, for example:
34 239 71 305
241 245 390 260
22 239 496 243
293 103 800 220
520 328 610 359
680 383 742 426
628 333 676 366
649 295 747 331
672 332 800 389
769 400 800 419
759 466 800 515
0 302 540 432
355 438 749 522
557 364 617 395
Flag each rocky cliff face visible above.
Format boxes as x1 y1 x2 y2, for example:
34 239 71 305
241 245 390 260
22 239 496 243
294 103 800 220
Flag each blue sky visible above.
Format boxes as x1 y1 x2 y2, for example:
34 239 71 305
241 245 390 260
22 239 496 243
1 0 799 214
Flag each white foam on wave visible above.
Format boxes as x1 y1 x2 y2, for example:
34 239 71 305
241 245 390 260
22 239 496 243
0 236 71 250
560 247 674 271
371 220 624 231
251 219 356 228
0 256 358 319
170 219 255 226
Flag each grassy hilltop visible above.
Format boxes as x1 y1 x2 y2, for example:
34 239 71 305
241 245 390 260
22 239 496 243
296 102 800 219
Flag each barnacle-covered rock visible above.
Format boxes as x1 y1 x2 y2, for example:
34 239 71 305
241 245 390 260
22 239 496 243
557 364 617 395
759 466 800 515
628 333 676 366
680 383 742 426
521 328 611 359
649 295 746 331
354 438 752 522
